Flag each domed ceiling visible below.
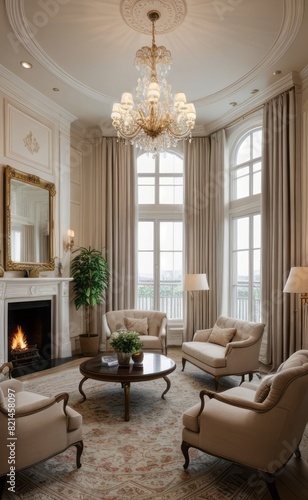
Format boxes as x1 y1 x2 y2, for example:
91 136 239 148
0 0 307 135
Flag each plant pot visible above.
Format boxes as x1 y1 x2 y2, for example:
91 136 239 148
117 352 131 366
132 351 144 365
79 334 99 356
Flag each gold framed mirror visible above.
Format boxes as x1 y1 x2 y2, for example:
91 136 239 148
4 166 56 272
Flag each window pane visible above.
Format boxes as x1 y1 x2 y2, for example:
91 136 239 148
236 135 250 164
160 153 183 173
138 252 153 281
138 186 155 204
159 177 183 204
253 214 261 248
254 249 260 282
160 222 182 251
138 284 154 310
236 250 249 281
252 130 262 159
234 217 249 250
137 154 155 173
253 171 261 195
138 221 153 250
234 166 249 199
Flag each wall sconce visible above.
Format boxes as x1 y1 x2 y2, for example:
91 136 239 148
66 229 74 251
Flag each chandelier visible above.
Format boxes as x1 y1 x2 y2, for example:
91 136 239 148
111 10 196 155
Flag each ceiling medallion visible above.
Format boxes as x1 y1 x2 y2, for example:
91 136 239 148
120 0 187 34
111 9 196 156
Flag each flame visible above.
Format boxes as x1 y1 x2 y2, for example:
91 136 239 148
11 326 28 350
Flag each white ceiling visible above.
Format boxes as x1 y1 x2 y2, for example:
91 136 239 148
0 0 307 136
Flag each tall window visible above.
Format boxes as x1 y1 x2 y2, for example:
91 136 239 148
137 152 183 321
229 128 262 322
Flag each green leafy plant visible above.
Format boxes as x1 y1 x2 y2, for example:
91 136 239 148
109 330 143 353
71 246 109 336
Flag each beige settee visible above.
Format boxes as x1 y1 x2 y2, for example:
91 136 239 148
102 309 168 354
181 350 308 499
182 315 265 389
0 377 83 496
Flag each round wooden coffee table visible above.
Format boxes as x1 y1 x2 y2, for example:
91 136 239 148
79 352 176 421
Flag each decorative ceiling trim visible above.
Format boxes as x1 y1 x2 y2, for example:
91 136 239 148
5 0 305 109
120 0 187 35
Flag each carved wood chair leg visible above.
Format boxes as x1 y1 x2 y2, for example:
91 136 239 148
214 376 219 391
262 472 281 500
240 374 245 384
182 358 187 371
181 441 191 470
248 372 253 382
75 440 84 468
294 446 301 458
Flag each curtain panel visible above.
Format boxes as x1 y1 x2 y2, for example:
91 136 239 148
183 132 226 341
261 87 302 367
83 137 136 324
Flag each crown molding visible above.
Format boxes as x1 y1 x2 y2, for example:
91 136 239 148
0 64 77 127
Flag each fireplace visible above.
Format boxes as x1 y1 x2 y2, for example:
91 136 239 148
0 277 73 368
8 300 52 368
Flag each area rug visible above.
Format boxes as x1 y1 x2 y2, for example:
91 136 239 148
3 348 268 500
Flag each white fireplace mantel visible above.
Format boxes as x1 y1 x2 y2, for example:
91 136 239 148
0 277 73 365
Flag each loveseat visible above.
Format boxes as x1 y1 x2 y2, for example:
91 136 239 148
102 309 168 354
182 315 265 389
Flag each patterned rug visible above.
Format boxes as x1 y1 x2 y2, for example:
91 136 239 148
3 348 268 500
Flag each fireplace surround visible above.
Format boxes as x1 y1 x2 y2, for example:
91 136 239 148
0 278 72 366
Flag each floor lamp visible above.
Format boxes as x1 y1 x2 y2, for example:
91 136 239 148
283 267 308 349
183 274 209 340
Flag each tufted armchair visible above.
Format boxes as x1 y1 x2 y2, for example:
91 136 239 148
102 309 168 354
0 377 83 496
182 315 265 389
181 350 308 499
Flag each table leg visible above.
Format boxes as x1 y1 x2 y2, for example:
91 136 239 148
79 376 88 402
161 375 171 399
121 382 131 421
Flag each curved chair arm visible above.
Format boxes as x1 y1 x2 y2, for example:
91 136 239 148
0 392 69 417
225 335 261 355
0 362 13 379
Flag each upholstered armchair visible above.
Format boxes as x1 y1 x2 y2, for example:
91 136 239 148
0 377 83 496
102 309 168 354
181 350 308 499
182 315 265 389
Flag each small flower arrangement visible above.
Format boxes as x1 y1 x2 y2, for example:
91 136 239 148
109 330 143 353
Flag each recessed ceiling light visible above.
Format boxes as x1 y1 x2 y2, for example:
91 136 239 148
229 102 237 107
273 70 281 76
251 89 259 94
53 88 59 92
20 61 32 69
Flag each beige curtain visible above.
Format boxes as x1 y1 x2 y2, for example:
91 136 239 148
261 87 302 367
83 137 136 326
183 131 226 341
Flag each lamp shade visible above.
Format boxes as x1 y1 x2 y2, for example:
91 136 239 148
283 267 308 293
183 274 209 291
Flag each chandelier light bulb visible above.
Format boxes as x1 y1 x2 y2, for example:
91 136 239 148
111 10 196 155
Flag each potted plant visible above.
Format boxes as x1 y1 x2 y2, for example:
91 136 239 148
109 330 143 365
71 246 109 356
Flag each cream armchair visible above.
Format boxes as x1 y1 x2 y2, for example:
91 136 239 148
181 350 308 499
182 315 265 389
102 309 168 354
0 377 83 496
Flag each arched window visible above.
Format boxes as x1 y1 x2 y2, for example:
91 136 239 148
229 127 262 322
137 151 184 322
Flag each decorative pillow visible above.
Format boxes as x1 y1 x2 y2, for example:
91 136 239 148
124 316 148 335
207 325 236 347
254 375 273 403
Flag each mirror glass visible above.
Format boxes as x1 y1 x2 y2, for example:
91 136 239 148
4 166 56 272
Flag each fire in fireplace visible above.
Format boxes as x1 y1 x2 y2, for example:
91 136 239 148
8 300 52 370
10 325 40 366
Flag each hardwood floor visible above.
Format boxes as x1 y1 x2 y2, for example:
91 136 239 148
13 347 308 500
